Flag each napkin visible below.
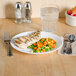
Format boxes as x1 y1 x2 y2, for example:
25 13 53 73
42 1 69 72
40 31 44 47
58 41 76 56
72 41 76 54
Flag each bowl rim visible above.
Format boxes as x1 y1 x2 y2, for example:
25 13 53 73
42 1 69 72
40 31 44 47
65 10 76 18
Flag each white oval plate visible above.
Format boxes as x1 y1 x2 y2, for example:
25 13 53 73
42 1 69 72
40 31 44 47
10 31 63 54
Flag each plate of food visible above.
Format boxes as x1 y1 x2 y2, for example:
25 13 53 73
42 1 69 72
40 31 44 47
10 31 63 54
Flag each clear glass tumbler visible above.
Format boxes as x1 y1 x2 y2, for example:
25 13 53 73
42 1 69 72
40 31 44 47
40 4 59 32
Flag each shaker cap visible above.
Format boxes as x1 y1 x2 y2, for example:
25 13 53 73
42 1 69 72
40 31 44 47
16 2 22 9
24 1 31 9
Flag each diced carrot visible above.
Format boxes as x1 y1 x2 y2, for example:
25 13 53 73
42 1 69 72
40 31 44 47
43 41 48 46
37 42 43 48
52 44 56 48
37 49 40 53
41 39 43 42
51 39 56 44
48 40 51 44
46 39 48 41
33 43 37 46
50 44 56 48
50 43 53 46
42 49 45 52
48 37 51 39
34 47 37 50
37 49 39 51
41 38 45 41
42 38 46 39
41 39 44 42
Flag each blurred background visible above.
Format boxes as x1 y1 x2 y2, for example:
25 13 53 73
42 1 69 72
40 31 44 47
0 0 76 18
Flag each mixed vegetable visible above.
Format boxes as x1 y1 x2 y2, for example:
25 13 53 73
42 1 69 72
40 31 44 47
27 38 57 53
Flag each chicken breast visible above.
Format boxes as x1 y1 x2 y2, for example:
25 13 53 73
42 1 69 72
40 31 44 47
14 31 41 49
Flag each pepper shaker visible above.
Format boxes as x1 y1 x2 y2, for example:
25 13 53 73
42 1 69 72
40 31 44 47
15 2 23 24
24 1 32 23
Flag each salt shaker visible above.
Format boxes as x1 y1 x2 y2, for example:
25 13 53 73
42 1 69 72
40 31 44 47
15 2 23 24
24 1 32 23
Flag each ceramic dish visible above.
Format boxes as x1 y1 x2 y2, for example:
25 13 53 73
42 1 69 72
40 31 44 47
10 31 63 54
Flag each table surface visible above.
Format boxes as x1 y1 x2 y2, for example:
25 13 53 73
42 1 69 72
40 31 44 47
0 18 76 76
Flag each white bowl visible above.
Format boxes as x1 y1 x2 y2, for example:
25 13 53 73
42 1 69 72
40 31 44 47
65 11 76 26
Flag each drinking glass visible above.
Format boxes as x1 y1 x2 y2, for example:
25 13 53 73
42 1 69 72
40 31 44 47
40 4 59 32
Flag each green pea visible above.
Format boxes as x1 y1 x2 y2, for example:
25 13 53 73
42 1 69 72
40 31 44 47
39 49 42 53
55 42 57 45
34 45 37 47
48 38 51 40
35 50 38 53
43 39 46 42
27 46 31 48
31 45 34 49
41 46 45 49
46 44 50 47
50 47 53 50
40 39 42 41
45 48 49 51
33 49 35 52
39 41 43 43
31 45 33 47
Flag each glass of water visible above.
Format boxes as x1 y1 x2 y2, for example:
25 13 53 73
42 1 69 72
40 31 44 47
40 4 59 32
